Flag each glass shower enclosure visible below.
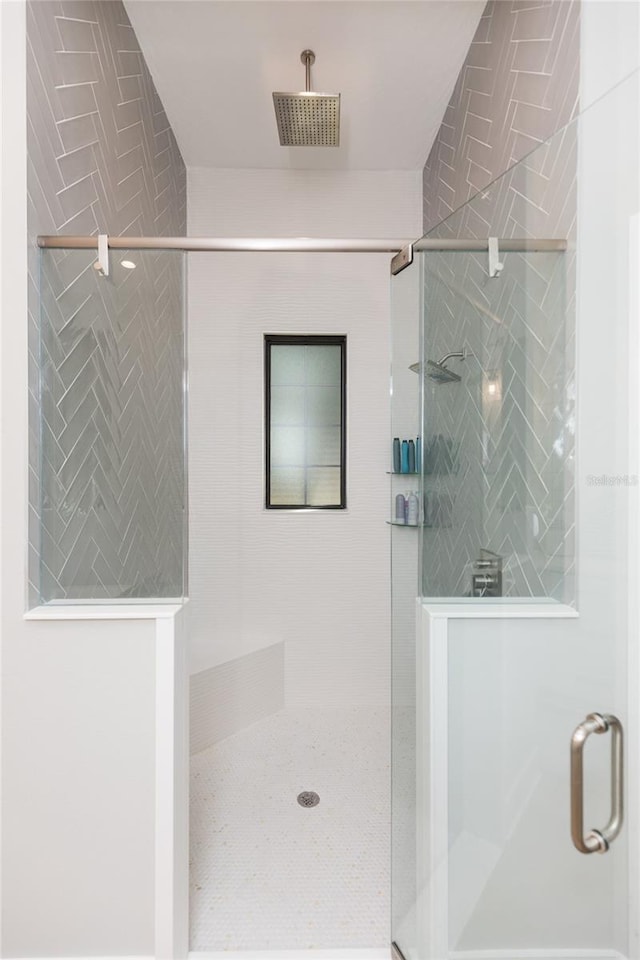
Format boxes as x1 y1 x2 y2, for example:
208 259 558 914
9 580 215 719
391 71 639 959
37 246 187 602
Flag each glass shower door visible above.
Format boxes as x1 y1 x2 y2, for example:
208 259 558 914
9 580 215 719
390 70 639 960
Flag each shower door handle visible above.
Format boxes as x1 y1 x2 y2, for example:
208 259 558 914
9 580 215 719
570 712 623 854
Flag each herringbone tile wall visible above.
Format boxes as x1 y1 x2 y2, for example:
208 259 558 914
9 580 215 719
27 1 187 601
421 118 577 602
423 0 580 234
419 0 578 602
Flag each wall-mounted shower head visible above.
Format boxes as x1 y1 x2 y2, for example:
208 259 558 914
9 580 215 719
409 349 468 384
426 359 462 384
272 50 340 147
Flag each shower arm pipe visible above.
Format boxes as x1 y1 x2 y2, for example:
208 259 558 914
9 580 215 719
36 235 568 254
437 351 466 366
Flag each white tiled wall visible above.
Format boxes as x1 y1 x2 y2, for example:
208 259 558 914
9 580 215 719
190 643 284 753
187 167 422 711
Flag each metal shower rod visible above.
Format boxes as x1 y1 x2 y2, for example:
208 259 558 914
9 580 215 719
37 235 567 254
38 236 409 252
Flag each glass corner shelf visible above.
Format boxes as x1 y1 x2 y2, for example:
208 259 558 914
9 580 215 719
387 520 420 527
387 471 420 476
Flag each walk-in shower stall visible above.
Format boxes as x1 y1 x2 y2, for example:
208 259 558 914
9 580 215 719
32 65 639 959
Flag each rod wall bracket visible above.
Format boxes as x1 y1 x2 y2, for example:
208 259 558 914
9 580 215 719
391 243 413 276
93 233 109 277
488 236 504 278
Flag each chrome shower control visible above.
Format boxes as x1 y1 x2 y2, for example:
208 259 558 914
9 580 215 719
472 549 503 597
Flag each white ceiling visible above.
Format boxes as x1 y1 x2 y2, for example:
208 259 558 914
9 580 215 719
124 0 484 171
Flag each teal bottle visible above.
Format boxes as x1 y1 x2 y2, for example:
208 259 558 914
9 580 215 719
401 440 409 473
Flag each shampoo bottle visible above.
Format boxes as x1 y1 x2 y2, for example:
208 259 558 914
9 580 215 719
395 494 406 524
393 438 401 473
408 491 419 526
401 440 409 473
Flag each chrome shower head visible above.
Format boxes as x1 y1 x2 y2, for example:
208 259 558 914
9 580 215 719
426 360 462 384
409 349 468 384
272 50 340 147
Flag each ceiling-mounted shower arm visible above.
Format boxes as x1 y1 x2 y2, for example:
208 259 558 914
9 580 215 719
301 49 315 92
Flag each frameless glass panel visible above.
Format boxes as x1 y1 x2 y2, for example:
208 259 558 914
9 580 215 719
390 260 422 960
265 336 346 508
420 247 571 601
38 248 186 601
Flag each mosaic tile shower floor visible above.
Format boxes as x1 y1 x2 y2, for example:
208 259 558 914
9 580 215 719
190 707 390 950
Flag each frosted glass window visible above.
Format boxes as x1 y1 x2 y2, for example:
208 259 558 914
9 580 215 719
265 335 346 509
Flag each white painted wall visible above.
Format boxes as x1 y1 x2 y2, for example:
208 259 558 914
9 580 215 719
2 620 157 956
580 0 640 107
187 167 421 711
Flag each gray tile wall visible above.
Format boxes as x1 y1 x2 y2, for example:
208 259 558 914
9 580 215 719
27 1 187 601
422 234 575 601
420 0 579 602
423 0 580 234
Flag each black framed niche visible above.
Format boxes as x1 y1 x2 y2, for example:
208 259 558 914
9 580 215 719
265 335 347 509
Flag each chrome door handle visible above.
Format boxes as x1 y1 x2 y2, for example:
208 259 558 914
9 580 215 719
570 712 623 854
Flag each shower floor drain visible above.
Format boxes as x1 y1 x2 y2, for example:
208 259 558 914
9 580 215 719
297 791 320 807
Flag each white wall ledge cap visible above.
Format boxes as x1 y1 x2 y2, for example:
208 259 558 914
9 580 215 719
24 601 188 621
421 600 578 619
189 951 390 959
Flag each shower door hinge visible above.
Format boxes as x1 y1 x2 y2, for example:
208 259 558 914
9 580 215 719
391 243 413 276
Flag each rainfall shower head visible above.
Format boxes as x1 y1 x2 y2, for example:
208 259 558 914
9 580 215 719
272 50 340 147
409 350 468 384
